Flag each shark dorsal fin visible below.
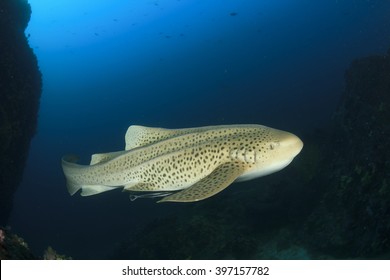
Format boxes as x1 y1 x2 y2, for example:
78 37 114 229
125 125 175 150
125 125 231 150
125 125 204 150
90 151 126 165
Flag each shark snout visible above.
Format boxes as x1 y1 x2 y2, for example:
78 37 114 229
283 133 303 157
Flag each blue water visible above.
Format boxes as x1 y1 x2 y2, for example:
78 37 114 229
9 0 390 259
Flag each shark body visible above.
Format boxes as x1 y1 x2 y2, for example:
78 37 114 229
61 124 303 202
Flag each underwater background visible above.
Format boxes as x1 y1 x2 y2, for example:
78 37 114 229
2 0 390 259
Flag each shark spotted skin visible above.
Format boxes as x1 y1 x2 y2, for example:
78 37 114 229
61 124 303 202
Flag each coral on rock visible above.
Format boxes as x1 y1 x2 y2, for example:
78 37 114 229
0 227 36 259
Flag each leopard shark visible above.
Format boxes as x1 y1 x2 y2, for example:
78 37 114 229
61 124 303 202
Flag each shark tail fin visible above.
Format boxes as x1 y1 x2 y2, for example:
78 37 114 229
62 155 118 196
61 155 82 195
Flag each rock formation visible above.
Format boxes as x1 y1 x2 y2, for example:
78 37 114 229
0 0 42 224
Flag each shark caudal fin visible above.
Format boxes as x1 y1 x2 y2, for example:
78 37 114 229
61 155 82 195
61 155 117 196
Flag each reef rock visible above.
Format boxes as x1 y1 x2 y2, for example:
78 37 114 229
303 49 390 258
0 0 42 224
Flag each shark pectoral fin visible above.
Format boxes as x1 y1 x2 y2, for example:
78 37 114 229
158 162 246 203
90 151 127 165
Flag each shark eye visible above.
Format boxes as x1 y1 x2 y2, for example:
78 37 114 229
269 142 280 150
